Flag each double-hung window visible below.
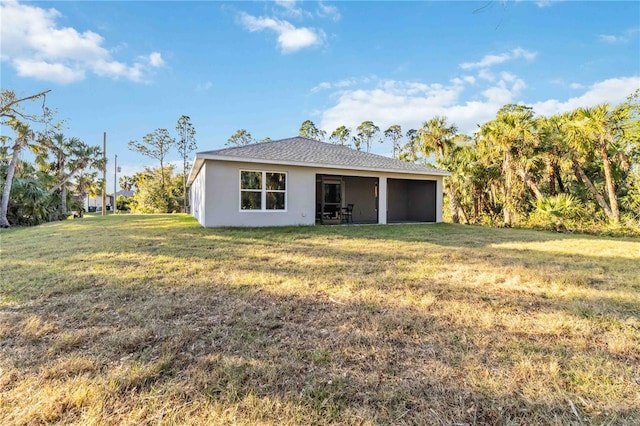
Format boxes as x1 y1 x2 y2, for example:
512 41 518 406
240 170 286 211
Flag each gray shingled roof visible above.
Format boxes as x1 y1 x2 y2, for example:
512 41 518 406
196 137 447 175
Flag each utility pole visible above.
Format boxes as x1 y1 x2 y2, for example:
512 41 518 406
102 132 107 216
114 154 117 214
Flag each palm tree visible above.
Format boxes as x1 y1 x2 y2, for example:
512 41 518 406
417 116 462 223
9 174 55 226
46 139 104 196
479 105 537 226
440 145 471 224
74 171 99 216
38 133 74 215
465 135 503 224
119 175 135 192
1 89 54 227
1 119 35 227
535 193 580 232
417 116 457 159
563 104 633 223
511 121 545 202
537 114 571 196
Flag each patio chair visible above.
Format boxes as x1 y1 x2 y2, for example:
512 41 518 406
341 204 354 223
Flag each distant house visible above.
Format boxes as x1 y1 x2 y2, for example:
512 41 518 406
186 137 450 227
85 194 112 212
85 190 133 212
115 190 135 198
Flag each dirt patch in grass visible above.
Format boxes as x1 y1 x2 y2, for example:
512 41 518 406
1 215 639 424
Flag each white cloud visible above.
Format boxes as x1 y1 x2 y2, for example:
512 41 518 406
274 0 297 8
13 59 85 85
273 0 311 19
238 12 324 53
551 79 585 90
311 82 332 93
93 58 142 81
512 78 527 93
599 34 622 44
532 76 640 116
321 75 637 138
317 1 341 21
272 0 340 21
482 80 524 106
310 77 372 94
316 74 635 141
315 54 637 146
336 78 359 88
196 81 213 91
500 71 517 82
460 47 537 70
599 28 639 44
463 75 476 85
319 79 495 136
0 0 164 84
478 68 495 82
148 52 164 67
518 0 563 8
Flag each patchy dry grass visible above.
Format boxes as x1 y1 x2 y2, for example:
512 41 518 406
1 214 639 425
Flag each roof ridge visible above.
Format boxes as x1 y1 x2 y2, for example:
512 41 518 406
196 136 321 155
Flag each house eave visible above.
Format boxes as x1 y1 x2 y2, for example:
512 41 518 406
186 156 205 187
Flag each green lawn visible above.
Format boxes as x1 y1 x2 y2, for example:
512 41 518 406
1 215 639 425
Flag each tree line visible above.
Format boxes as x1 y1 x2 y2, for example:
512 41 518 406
4 87 638 232
226 120 421 161
225 120 397 155
437 95 639 231
0 89 199 227
1 89 105 227
226 92 639 232
126 116 197 214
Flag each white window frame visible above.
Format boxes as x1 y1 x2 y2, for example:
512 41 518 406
239 170 287 212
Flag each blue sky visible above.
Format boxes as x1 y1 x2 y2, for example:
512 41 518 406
1 0 639 189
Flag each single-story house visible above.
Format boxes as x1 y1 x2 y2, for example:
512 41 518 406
84 194 113 212
186 137 450 227
115 189 135 198
85 190 133 211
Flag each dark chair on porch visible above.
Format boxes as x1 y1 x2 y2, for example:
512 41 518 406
341 204 354 223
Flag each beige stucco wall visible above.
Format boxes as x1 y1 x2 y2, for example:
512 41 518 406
203 160 317 227
192 159 444 227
